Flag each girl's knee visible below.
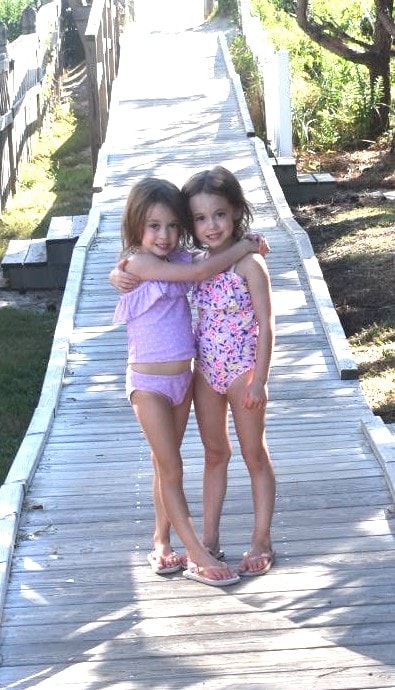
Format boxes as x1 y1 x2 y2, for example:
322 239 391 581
204 444 231 468
242 447 271 472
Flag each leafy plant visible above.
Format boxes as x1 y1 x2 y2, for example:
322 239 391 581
249 0 393 150
0 0 41 41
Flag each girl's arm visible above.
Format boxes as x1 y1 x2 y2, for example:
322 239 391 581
109 259 139 293
239 254 274 410
124 236 260 282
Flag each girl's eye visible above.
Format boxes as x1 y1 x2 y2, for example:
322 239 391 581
170 223 180 231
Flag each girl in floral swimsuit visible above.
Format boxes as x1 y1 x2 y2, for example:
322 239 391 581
111 176 261 587
182 166 276 577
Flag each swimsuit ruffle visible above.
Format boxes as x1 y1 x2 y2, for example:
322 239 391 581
114 280 191 323
113 248 193 323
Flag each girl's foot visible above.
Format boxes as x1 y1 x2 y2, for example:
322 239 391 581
239 549 275 577
183 560 240 587
147 548 184 574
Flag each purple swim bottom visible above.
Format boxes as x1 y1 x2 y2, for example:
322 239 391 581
126 368 192 406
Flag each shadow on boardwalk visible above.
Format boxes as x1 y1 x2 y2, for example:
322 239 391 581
1 12 395 690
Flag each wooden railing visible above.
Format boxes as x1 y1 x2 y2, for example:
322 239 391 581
238 0 293 157
0 1 62 213
85 0 121 171
0 0 121 214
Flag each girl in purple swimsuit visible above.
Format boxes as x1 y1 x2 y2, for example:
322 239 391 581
112 176 260 587
182 166 276 577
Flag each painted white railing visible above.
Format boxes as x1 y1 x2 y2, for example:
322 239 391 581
238 0 293 157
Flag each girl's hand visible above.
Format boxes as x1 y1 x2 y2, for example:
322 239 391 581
241 235 261 253
259 235 270 257
245 233 270 257
109 259 141 293
243 379 268 410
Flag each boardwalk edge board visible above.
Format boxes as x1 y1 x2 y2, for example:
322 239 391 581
0 483 24 616
218 32 255 136
0 207 101 623
253 137 359 381
361 418 395 503
218 30 359 382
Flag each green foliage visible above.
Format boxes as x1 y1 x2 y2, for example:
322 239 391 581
0 0 40 41
0 308 57 483
230 35 265 138
231 34 260 92
216 0 238 18
0 102 92 259
250 0 387 150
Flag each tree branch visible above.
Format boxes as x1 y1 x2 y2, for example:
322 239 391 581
295 0 373 66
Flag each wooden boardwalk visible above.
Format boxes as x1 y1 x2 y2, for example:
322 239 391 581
1 17 395 690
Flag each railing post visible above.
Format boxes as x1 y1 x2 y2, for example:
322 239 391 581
238 0 293 157
0 22 16 206
275 49 292 157
85 0 120 171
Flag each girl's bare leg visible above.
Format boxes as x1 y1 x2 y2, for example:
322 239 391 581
132 389 236 578
150 385 192 562
228 372 276 571
193 370 231 556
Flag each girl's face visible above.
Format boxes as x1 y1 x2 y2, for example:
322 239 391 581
188 193 239 253
140 203 181 258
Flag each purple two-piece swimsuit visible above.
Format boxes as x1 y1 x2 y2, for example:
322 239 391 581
113 248 196 406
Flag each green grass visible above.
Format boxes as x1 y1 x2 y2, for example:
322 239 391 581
0 102 92 258
0 308 57 475
0 92 92 484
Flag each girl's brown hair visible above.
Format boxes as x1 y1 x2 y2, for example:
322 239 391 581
121 177 189 254
181 166 253 249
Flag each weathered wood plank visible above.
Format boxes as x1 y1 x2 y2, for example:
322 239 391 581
1 17 395 690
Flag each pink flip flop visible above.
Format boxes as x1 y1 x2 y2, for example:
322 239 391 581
183 562 240 587
239 550 275 577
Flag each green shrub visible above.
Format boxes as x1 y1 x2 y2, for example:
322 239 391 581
0 0 40 41
230 34 265 138
250 0 388 150
217 0 238 18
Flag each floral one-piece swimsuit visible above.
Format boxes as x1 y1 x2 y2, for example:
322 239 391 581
192 265 257 394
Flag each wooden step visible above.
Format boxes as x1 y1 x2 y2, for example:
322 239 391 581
1 215 88 290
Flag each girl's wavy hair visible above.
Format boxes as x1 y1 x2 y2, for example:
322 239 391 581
121 177 189 255
181 166 254 249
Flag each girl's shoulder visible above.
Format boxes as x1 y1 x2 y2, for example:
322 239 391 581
168 247 193 264
235 252 268 277
128 247 193 267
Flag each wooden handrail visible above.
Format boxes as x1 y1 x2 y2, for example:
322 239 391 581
84 0 120 171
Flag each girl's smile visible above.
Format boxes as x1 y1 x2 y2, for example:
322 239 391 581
189 193 239 254
140 203 181 258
